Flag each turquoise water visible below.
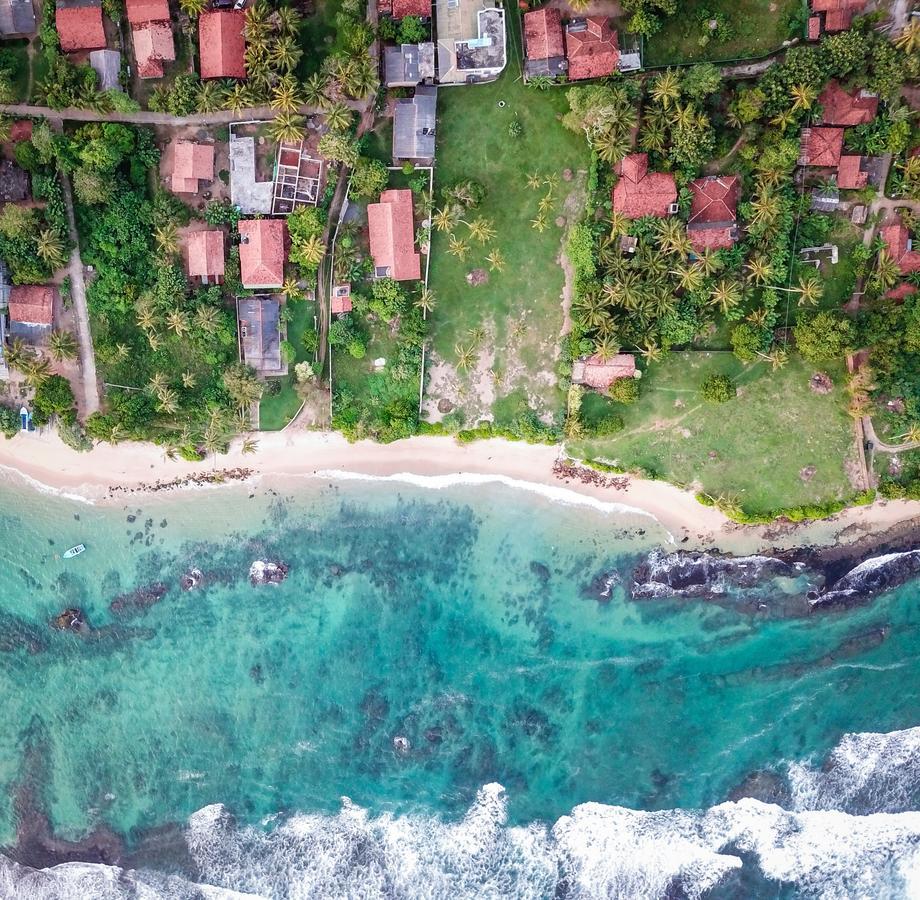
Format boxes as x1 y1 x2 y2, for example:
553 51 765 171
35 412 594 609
2 474 920 896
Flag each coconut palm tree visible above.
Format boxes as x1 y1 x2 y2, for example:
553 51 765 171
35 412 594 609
178 0 207 16
302 72 329 109
770 109 796 132
324 102 352 134
21 355 51 387
593 335 620 362
895 20 920 53
414 288 436 314
594 127 630 164
671 262 704 293
526 172 542 190
181 371 197 390
790 83 817 112
242 436 260 454
197 81 225 113
897 424 920 445
486 249 505 272
5 336 30 371
194 304 221 336
467 217 495 244
454 344 477 371
166 308 190 336
276 6 301 36
538 194 555 215
154 223 178 257
296 235 325 267
448 234 469 259
432 206 458 233
147 372 169 396
656 218 691 257
136 307 156 332
282 277 302 299
37 228 68 270
650 69 681 108
223 83 251 114
639 123 667 154
468 325 486 345
748 192 782 231
48 330 78 361
795 275 823 307
271 36 302 73
745 254 774 285
223 365 263 408
269 113 305 144
709 279 742 315
696 250 723 277
874 249 901 291
271 80 301 113
531 215 547 233
639 341 662 364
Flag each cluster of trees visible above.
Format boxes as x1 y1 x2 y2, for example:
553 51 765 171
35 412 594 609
377 15 427 45
287 206 327 284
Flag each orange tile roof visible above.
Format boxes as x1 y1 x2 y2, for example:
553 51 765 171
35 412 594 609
132 20 174 79
55 1 106 52
391 0 430 17
367 189 420 281
837 155 868 190
612 153 677 219
881 222 920 274
811 0 864 10
171 140 214 192
187 230 225 280
565 16 618 81
799 127 844 167
9 285 54 325
239 219 285 288
331 284 353 314
807 14 822 39
524 8 564 61
199 10 245 79
125 0 168 24
819 81 878 126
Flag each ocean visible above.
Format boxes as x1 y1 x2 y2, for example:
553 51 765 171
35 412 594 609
1 473 920 898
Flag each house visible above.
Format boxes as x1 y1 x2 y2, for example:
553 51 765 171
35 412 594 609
384 41 436 86
55 0 106 53
170 140 214 193
125 0 167 23
239 219 286 289
331 283 352 315
199 9 245 79
368 189 421 281
687 175 740 252
8 285 54 343
818 81 878 126
798 127 844 168
384 0 431 17
572 353 636 391
0 159 28 202
810 0 865 32
565 16 618 81
237 296 284 374
132 21 175 78
837 155 868 190
0 0 35 37
880 221 920 274
187 229 225 284
392 85 437 163
523 7 566 78
611 153 677 219
89 48 120 90
434 0 506 84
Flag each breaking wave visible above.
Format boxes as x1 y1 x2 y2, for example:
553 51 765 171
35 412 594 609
7 728 920 899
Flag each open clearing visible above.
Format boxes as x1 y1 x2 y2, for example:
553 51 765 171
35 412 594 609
570 353 858 515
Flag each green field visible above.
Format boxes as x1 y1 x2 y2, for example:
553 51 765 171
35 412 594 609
644 0 802 66
570 352 857 515
425 26 590 428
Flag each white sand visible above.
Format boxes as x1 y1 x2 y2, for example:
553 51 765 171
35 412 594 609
0 429 917 553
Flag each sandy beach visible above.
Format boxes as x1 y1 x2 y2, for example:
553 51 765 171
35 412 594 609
0 429 918 554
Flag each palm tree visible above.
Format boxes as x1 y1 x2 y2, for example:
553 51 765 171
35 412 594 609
795 276 823 307
594 127 630 164
5 336 30 371
790 83 817 113
271 36 302 73
223 83 250 114
156 387 179 415
166 308 190 336
154 223 178 257
148 372 169 396
897 424 920 445
874 249 901 291
594 335 620 362
448 234 469 259
136 307 156 332
710 279 742 315
671 262 704 293
454 344 477 371
178 0 207 15
745 255 774 285
271 80 301 113
302 73 329 109
282 277 302 299
531 215 547 233
769 109 796 132
296 235 325 267
748 192 781 231
468 325 486 346
37 228 68 270
432 206 459 233
197 81 225 113
639 123 666 154
48 330 78 361
269 113 305 144
650 69 681 108
639 341 662 364
696 250 723 277
486 249 505 272
324 102 352 134
223 365 263 408
414 288 436 314
526 172 542 190
276 6 301 35
242 436 260 454
181 371 197 390
895 19 920 53
467 217 495 244
194 304 221 336
538 194 555 215
22 355 51 388
656 218 690 257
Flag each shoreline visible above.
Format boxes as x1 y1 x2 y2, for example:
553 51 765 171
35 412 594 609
0 429 918 554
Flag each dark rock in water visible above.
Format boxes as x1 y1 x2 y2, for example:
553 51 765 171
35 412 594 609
126 515 136 524
249 560 289 586
249 664 264 684
50 608 88 634
180 569 203 591
728 770 791 807
530 561 551 583
811 550 920 609
109 583 169 615
582 569 621 603
425 727 443 744
631 549 796 600
329 563 345 577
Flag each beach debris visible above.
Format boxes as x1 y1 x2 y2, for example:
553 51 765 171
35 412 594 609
180 569 204 591
393 735 411 754
50 608 88 634
249 560 289 586
552 459 628 490
109 583 169 615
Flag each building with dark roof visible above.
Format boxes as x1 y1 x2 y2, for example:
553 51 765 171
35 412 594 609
393 85 436 163
611 153 677 220
523 7 566 78
0 0 35 37
687 175 741 252
384 41 435 87
89 48 120 90
237 295 284 374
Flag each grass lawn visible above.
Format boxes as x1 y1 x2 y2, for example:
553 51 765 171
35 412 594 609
810 220 863 312
644 0 802 66
569 352 858 515
297 0 345 79
425 29 590 428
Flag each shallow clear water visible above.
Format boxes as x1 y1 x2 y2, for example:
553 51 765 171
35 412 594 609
2 473 920 897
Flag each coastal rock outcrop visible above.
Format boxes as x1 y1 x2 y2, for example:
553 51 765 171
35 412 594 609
249 560 289 586
180 569 204 591
811 550 920 608
109 583 169 615
50 608 88 634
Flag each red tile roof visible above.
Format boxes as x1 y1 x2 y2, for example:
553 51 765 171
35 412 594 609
824 8 855 30
819 81 878 126
9 120 31 142
807 14 822 39
572 353 636 390
132 20 174 78
391 0 430 17
171 140 214 192
885 282 917 302
565 16 618 81
187 229 225 281
612 153 677 219
881 222 920 274
368 189 421 281
524 8 564 61
125 0 168 24
56 2 106 52
331 284 353 315
811 0 864 10
9 285 54 325
799 127 844 167
837 155 868 190
688 176 740 251
239 219 286 288
199 10 245 79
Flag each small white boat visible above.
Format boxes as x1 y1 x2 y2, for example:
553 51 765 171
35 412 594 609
63 544 86 559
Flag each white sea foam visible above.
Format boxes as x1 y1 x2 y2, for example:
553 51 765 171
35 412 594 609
9 727 920 899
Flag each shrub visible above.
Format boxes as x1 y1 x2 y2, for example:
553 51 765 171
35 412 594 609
699 374 734 403
32 374 76 425
608 377 639 404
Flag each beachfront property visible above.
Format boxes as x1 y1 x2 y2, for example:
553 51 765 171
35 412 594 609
572 353 637 392
434 0 506 84
0 0 35 37
367 189 421 281
8 285 55 345
198 9 246 79
239 218 286 290
384 41 436 87
392 85 437 164
237 295 286 375
186 229 225 285
55 0 106 53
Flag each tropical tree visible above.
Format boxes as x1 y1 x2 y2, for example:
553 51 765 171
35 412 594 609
873 249 901 291
294 234 325 268
197 81 225 113
448 234 469 259
194 304 221 336
271 79 301 113
895 20 920 54
37 228 68 270
324 103 352 133
271 36 302 72
223 365 264 407
790 83 817 113
5 336 30 371
486 249 505 272
531 215 547 233
276 6 301 35
154 223 178 256
269 113 305 144
526 172 542 190
650 69 681 108
454 344 477 370
432 206 459 233
178 0 207 15
710 279 742 315
302 73 329 108
414 288 436 314
48 330 78 361
282 277 302 300
466 217 496 244
181 371 197 389
745 255 774 285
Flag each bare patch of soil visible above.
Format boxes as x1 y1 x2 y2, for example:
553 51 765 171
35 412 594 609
799 465 817 482
810 372 834 394
466 269 489 286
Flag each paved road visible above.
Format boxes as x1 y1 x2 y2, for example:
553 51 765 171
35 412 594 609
0 100 363 127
